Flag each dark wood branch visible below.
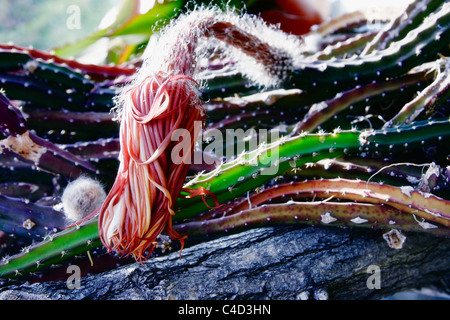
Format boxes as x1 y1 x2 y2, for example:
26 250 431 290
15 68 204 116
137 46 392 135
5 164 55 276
0 225 449 300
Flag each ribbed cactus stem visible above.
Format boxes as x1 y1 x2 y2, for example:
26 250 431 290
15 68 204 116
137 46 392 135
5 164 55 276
216 178 450 227
361 0 444 55
0 219 99 279
0 44 136 79
310 32 377 61
291 65 434 133
182 118 449 207
174 201 450 239
288 2 450 91
384 58 450 127
0 195 66 239
0 91 99 177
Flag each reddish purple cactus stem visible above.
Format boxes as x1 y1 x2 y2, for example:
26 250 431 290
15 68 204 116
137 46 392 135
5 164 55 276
175 201 450 239
211 178 450 228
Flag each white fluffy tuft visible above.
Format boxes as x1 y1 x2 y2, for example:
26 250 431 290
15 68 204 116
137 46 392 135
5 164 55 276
114 6 303 115
61 176 106 222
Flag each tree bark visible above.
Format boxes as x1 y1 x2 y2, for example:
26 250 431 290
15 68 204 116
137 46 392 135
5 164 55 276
0 225 449 300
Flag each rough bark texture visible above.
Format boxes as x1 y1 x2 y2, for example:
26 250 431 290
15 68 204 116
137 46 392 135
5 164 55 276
0 225 449 300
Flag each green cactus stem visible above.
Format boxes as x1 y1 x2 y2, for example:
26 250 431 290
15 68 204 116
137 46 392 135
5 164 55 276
59 138 120 162
361 0 445 55
384 58 450 127
180 118 449 210
310 32 377 61
25 110 117 144
0 73 111 111
0 44 136 80
0 219 99 280
305 7 400 39
287 2 450 93
0 92 99 176
291 63 435 133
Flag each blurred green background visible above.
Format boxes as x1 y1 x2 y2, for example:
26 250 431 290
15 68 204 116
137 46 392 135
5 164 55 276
0 0 118 50
0 0 413 51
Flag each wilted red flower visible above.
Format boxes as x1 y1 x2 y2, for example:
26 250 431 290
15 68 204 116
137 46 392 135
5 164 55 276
97 72 205 261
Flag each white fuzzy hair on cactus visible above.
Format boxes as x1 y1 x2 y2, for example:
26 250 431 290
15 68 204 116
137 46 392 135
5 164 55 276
113 5 302 116
61 176 107 222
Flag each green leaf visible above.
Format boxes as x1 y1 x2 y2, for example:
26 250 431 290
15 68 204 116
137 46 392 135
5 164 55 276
53 0 183 59
109 0 183 36
53 28 107 58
